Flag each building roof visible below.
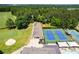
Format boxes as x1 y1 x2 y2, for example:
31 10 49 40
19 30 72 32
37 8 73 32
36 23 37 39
21 45 61 54
57 42 69 48
67 42 79 47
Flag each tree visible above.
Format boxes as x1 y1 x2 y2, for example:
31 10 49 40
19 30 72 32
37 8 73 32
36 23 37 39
15 16 29 29
50 17 62 28
6 18 15 29
6 6 79 29
0 50 4 54
68 18 78 29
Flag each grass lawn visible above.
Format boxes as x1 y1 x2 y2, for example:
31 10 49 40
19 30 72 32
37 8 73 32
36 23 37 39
0 12 32 54
0 24 32 54
0 12 16 28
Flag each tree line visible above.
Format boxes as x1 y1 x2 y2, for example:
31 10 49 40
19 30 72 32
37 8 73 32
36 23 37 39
0 5 79 29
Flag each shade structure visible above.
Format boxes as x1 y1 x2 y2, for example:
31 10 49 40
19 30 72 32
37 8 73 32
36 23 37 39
67 42 79 48
47 43 57 45
57 42 69 48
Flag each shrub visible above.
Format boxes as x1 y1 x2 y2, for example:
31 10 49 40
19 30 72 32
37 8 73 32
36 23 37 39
6 18 15 29
0 50 4 54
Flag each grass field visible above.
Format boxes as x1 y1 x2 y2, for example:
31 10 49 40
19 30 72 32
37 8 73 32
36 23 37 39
0 24 32 54
0 12 32 54
0 12 16 28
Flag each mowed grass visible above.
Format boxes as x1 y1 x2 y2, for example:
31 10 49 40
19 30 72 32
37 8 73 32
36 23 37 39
0 12 32 53
0 12 16 28
0 24 32 54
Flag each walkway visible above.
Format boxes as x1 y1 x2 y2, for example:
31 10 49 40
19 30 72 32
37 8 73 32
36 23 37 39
12 23 43 54
12 23 34 54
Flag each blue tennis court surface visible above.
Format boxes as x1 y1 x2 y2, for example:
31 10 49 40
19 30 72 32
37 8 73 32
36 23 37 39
43 29 68 43
43 30 55 40
55 29 68 41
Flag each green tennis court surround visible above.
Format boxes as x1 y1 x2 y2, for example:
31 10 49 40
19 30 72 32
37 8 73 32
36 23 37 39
43 29 69 43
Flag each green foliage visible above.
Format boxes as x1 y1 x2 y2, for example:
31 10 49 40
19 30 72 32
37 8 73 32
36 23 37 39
68 18 78 29
15 16 29 29
0 50 4 54
0 24 32 53
0 5 79 29
0 12 16 28
10 6 79 29
50 17 62 27
6 18 15 29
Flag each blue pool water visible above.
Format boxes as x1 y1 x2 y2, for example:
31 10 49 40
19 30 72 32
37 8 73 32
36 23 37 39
55 29 67 41
43 30 55 40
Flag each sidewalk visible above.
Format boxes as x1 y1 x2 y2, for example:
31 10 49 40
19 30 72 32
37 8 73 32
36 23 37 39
12 24 34 54
12 38 33 54
12 23 43 54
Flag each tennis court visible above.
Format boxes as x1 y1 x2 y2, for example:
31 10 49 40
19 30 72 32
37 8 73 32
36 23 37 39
55 29 68 41
43 29 68 43
67 30 79 41
43 29 55 40
43 29 58 43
